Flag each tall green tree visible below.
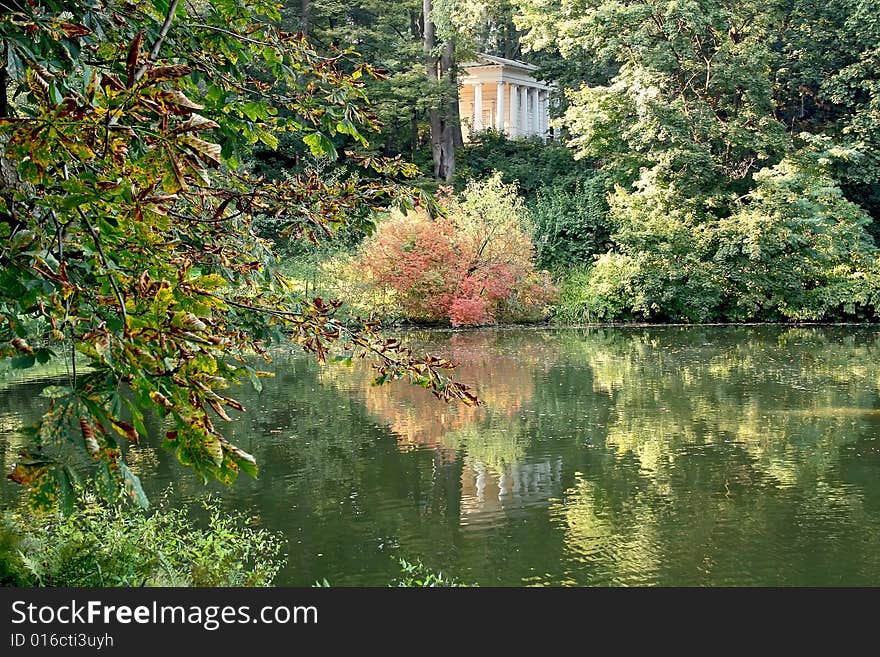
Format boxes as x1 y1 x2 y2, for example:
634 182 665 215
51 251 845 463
774 0 880 226
279 0 462 178
514 0 880 321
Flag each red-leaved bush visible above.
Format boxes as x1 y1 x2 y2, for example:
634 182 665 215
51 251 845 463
356 174 556 326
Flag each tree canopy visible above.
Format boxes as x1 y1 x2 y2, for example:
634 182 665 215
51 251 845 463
515 0 880 321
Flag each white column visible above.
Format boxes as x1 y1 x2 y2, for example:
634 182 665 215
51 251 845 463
495 81 505 132
535 90 542 138
473 82 483 132
495 82 504 132
545 91 551 138
508 83 519 137
539 90 548 139
519 86 528 137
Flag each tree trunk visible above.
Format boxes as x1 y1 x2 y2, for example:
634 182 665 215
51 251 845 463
424 0 456 182
300 0 311 35
410 114 420 159
0 39 7 119
443 40 464 151
410 9 422 39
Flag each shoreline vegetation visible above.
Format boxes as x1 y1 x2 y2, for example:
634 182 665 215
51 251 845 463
375 320 880 333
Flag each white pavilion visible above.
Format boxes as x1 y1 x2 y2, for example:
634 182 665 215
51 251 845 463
459 54 551 142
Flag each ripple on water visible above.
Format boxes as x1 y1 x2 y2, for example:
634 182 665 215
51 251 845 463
5 326 880 586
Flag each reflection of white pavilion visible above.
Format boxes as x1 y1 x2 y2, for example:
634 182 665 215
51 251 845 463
459 54 552 142
460 457 563 527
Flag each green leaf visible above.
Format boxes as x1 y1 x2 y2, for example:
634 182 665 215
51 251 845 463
302 132 337 159
152 0 170 17
119 461 149 509
125 398 149 442
245 366 263 393
96 461 116 500
241 101 266 122
255 128 278 150
336 119 367 145
11 354 36 369
49 82 63 106
54 466 75 516
239 456 258 479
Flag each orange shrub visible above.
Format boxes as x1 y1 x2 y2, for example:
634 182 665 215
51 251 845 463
356 175 556 326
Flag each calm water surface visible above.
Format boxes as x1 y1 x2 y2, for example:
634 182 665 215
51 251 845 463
3 326 880 586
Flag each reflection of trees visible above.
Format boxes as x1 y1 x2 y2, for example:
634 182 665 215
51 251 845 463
0 376 54 503
543 327 880 584
319 330 571 528
318 331 547 466
571 327 880 488
5 326 880 585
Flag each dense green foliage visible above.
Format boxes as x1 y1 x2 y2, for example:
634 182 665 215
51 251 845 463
531 176 612 271
0 497 286 586
454 130 591 198
514 0 880 322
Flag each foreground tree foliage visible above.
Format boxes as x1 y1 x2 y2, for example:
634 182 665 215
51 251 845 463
0 0 477 513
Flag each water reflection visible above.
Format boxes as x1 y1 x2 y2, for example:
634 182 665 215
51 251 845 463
3 326 880 585
318 332 557 525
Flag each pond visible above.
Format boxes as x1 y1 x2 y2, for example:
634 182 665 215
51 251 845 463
4 325 880 586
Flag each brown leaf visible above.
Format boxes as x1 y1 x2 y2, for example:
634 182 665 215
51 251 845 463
11 338 33 355
59 22 91 38
155 89 204 115
221 396 244 412
26 69 50 104
8 462 49 486
149 390 175 409
180 135 222 167
79 418 100 455
146 64 192 83
126 31 144 88
207 399 232 422
111 419 139 444
101 73 125 91
173 113 220 134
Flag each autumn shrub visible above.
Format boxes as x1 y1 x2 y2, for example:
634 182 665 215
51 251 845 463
351 174 556 326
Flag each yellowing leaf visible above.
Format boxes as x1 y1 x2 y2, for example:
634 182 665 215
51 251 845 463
146 64 192 83
173 113 220 134
189 273 227 291
181 135 222 167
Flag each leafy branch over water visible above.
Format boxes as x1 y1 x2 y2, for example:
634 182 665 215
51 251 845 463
0 0 477 512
